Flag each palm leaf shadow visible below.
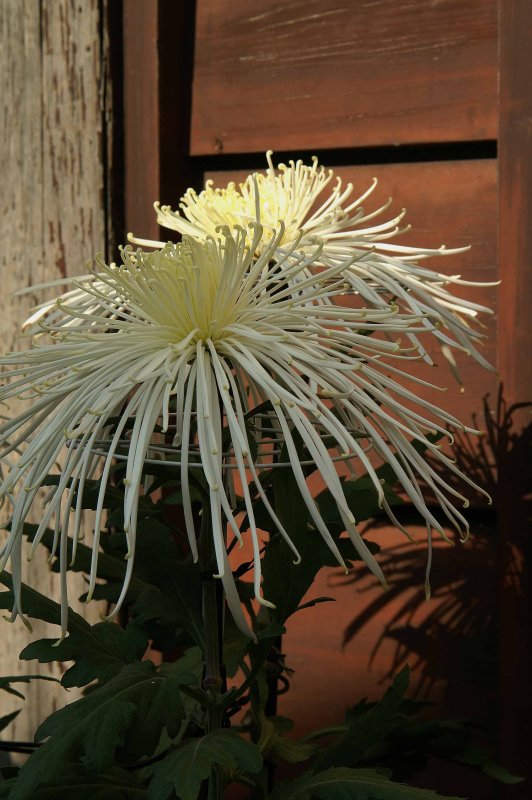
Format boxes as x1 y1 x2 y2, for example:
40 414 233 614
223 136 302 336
335 388 531 703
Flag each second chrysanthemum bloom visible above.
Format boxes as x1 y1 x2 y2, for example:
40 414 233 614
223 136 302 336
140 152 494 381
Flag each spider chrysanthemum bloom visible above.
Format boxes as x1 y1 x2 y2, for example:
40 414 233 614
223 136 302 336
129 152 494 384
0 224 486 637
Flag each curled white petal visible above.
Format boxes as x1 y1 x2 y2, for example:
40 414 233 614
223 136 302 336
1 221 490 632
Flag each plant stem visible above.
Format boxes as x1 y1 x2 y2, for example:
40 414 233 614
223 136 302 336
202 571 224 732
198 502 225 800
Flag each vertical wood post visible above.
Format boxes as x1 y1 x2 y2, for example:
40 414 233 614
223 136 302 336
498 1 532 794
123 0 198 238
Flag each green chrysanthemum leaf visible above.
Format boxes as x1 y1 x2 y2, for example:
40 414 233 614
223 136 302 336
146 729 262 800
0 766 147 799
9 661 197 800
268 767 464 800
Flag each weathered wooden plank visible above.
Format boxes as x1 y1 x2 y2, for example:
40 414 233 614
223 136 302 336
191 0 498 155
0 0 111 751
497 1 532 794
204 159 498 449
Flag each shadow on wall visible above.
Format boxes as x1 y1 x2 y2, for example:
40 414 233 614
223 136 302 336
334 388 531 722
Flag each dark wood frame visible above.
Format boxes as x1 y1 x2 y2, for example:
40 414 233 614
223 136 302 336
497 3 532 793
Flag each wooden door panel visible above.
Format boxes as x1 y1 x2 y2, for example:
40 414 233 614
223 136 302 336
192 0 498 155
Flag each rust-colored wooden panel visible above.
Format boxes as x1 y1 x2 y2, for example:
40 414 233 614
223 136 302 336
275 518 500 798
191 0 498 155
123 0 160 240
204 159 498 444
123 1 199 237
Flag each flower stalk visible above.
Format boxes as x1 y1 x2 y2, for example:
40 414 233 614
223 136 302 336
199 502 224 725
198 501 225 799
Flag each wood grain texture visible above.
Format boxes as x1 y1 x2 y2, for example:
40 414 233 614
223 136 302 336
497 1 532 794
123 0 160 240
123 0 199 238
191 0 498 155
205 159 498 455
0 0 110 751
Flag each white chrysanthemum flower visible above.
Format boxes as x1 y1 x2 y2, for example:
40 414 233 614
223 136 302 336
129 152 494 383
1 224 487 638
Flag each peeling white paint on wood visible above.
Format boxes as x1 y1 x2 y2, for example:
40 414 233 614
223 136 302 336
0 0 111 751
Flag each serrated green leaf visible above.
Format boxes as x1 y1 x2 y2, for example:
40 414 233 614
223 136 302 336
147 729 262 800
306 668 521 788
9 661 195 800
406 720 523 785
255 621 285 641
38 476 126 510
315 667 410 772
272 436 311 534
0 571 71 627
121 649 202 764
261 525 378 625
22 524 143 589
258 714 317 765
38 476 157 518
0 766 19 789
0 765 147 799
83 519 204 646
19 517 204 648
21 621 148 688
268 768 463 800
453 743 523 784
0 571 148 687
259 439 379 623
125 522 204 646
